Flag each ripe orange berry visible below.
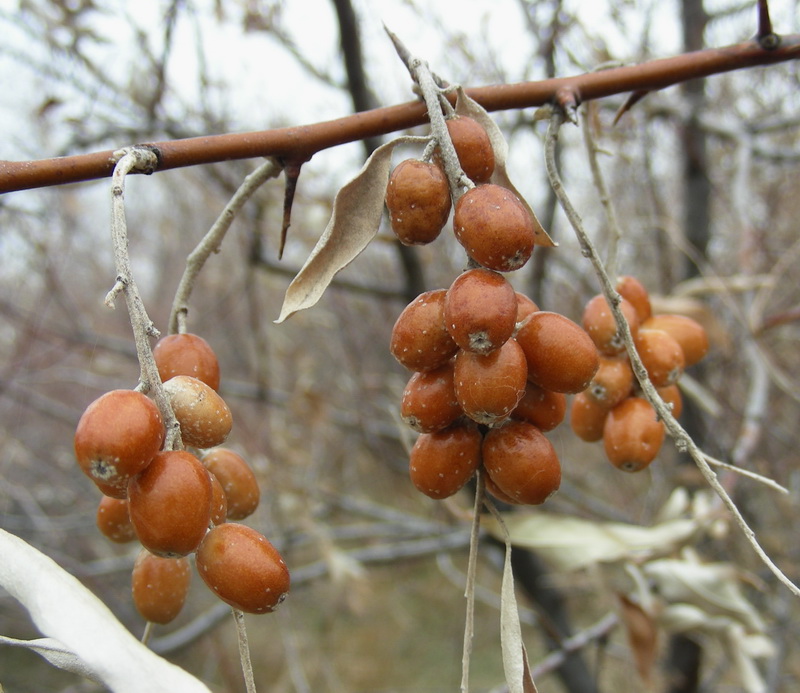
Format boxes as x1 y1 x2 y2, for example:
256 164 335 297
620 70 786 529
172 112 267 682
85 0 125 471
569 391 610 443
162 375 232 449
453 184 535 272
515 292 540 325
409 421 482 499
445 115 495 183
634 328 685 387
385 159 452 246
582 294 640 356
515 311 599 394
584 356 634 408
642 314 709 367
603 397 665 472
196 523 290 614
444 268 517 354
128 450 212 557
202 448 260 521
96 496 136 543
483 472 523 505
511 382 567 432
74 390 164 492
482 421 561 505
207 471 228 526
390 289 458 372
657 384 683 419
131 549 191 625
454 339 528 426
615 276 652 324
400 362 462 434
153 333 221 391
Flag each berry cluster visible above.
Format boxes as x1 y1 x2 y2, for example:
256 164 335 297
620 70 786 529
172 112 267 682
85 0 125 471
388 116 600 505
78 333 289 623
570 276 710 472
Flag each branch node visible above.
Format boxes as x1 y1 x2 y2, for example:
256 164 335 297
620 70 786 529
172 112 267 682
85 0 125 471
103 277 126 307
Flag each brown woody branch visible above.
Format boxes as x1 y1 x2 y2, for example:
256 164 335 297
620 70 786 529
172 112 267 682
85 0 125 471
1 35 799 194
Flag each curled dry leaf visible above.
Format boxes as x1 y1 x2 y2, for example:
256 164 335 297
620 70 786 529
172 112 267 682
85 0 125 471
500 538 538 693
617 594 659 684
454 87 555 247
276 136 430 323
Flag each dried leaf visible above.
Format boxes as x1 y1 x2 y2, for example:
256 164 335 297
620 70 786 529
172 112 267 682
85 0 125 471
275 136 429 323
454 87 556 247
0 636 101 682
617 594 659 684
0 529 210 693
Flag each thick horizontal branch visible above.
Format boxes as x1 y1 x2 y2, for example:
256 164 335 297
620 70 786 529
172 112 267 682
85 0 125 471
1 35 799 194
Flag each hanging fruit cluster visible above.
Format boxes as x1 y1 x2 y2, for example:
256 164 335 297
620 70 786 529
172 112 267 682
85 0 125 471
388 115 600 506
571 276 710 472
77 332 289 624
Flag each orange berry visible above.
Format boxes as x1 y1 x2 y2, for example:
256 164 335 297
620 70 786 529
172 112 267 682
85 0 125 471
657 384 683 419
409 421 482 499
511 382 567 432
131 549 191 625
615 276 652 323
515 311 599 394
569 391 610 443
196 523 290 614
207 471 228 526
483 472 523 505
582 294 640 356
203 448 260 521
453 184 535 272
634 328 685 387
642 314 709 367
482 421 561 505
96 496 136 543
128 450 212 557
445 115 495 183
454 339 528 426
584 355 634 408
603 397 665 472
515 292 540 325
153 333 221 391
74 390 164 491
400 362 462 434
162 375 232 449
390 289 458 372
385 159 452 246
444 268 517 354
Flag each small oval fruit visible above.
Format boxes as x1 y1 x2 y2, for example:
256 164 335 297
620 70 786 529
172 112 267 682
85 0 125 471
74 390 164 490
634 328 685 387
483 472 522 505
207 471 228 526
153 333 221 391
444 268 517 354
385 159 452 246
162 375 232 449
131 549 191 625
515 311 599 394
569 391 610 443
616 276 652 324
515 292 540 325
96 496 136 543
390 289 458 372
445 115 495 183
128 450 212 557
482 421 561 505
409 421 482 499
400 362 462 434
203 448 260 521
657 384 683 419
584 356 634 408
582 294 640 356
454 339 528 426
511 382 567 432
642 314 709 367
603 397 665 472
453 184 535 272
196 523 290 614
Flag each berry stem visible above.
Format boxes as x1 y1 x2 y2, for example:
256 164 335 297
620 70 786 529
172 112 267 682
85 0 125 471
543 108 800 601
233 608 257 693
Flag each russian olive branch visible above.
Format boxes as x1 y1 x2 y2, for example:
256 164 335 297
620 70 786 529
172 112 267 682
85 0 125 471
543 108 800 601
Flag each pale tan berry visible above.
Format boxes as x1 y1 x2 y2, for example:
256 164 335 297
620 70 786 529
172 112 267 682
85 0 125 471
162 375 232 449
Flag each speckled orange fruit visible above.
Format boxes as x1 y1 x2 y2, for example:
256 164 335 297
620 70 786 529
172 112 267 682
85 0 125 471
569 391 610 443
482 421 561 505
603 397 665 472
511 382 567 432
409 421 482 499
131 549 191 625
400 362 462 434
515 293 540 325
385 159 452 246
515 311 599 394
615 276 652 324
153 333 221 391
584 356 634 408
445 115 495 183
162 375 232 449
203 448 260 521
634 328 685 387
390 289 458 372
96 496 136 544
453 184 535 272
657 384 683 419
642 314 709 367
196 523 290 614
207 471 228 526
582 294 640 356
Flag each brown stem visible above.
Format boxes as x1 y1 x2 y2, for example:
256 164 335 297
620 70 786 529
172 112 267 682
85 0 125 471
2 36 799 193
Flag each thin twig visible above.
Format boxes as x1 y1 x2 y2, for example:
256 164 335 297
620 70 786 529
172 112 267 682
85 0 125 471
703 454 788 493
543 109 800 600
233 609 256 693
461 471 485 693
